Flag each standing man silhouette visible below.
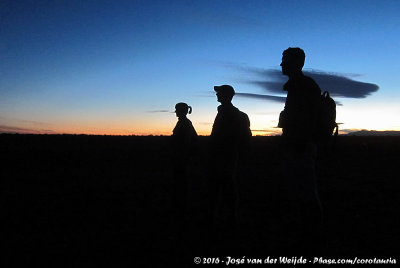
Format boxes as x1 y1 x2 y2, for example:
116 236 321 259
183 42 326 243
208 85 251 235
277 47 323 255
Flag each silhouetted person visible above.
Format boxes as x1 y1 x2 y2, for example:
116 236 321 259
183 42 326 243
277 47 323 256
208 85 251 236
171 102 198 228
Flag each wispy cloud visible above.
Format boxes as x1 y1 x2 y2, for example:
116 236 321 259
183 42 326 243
340 129 400 136
146 110 172 113
0 117 55 134
235 93 286 103
16 119 50 126
198 122 212 126
0 117 53 126
188 7 264 29
251 111 279 116
0 125 56 134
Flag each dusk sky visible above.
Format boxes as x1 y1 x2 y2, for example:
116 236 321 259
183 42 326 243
1 0 399 135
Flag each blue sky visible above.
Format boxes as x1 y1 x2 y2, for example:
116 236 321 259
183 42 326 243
1 0 399 135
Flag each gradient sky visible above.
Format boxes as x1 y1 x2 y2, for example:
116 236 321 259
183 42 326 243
1 0 399 135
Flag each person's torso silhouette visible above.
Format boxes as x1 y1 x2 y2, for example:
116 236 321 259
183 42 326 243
281 74 321 149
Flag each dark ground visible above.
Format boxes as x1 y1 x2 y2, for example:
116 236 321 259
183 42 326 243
1 134 399 267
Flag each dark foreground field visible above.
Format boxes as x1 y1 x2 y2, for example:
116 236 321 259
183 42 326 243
1 134 399 267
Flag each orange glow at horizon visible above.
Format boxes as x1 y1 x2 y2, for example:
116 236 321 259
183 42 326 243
2 106 400 136
2 124 400 136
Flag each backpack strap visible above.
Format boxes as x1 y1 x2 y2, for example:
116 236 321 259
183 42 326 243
331 123 339 151
334 123 339 137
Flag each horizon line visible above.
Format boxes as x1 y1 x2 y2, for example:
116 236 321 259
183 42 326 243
2 129 400 137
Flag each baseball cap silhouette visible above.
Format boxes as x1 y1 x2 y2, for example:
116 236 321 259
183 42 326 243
214 85 235 97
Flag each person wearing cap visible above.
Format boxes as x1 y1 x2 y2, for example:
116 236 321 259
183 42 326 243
207 85 251 234
171 102 198 227
278 47 323 256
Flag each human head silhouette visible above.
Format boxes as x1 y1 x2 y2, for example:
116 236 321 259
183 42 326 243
175 102 192 118
280 47 305 77
214 85 235 104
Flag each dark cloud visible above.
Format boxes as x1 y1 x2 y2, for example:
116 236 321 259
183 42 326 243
231 66 379 102
303 70 379 98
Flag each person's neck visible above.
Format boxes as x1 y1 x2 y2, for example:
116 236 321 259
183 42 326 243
288 70 303 80
219 101 232 106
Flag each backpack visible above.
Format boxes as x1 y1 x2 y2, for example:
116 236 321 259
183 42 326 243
239 110 252 146
317 91 338 145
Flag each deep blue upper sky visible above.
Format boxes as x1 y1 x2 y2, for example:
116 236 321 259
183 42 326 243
1 0 399 135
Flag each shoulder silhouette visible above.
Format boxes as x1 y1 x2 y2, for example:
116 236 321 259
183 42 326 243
211 85 251 153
